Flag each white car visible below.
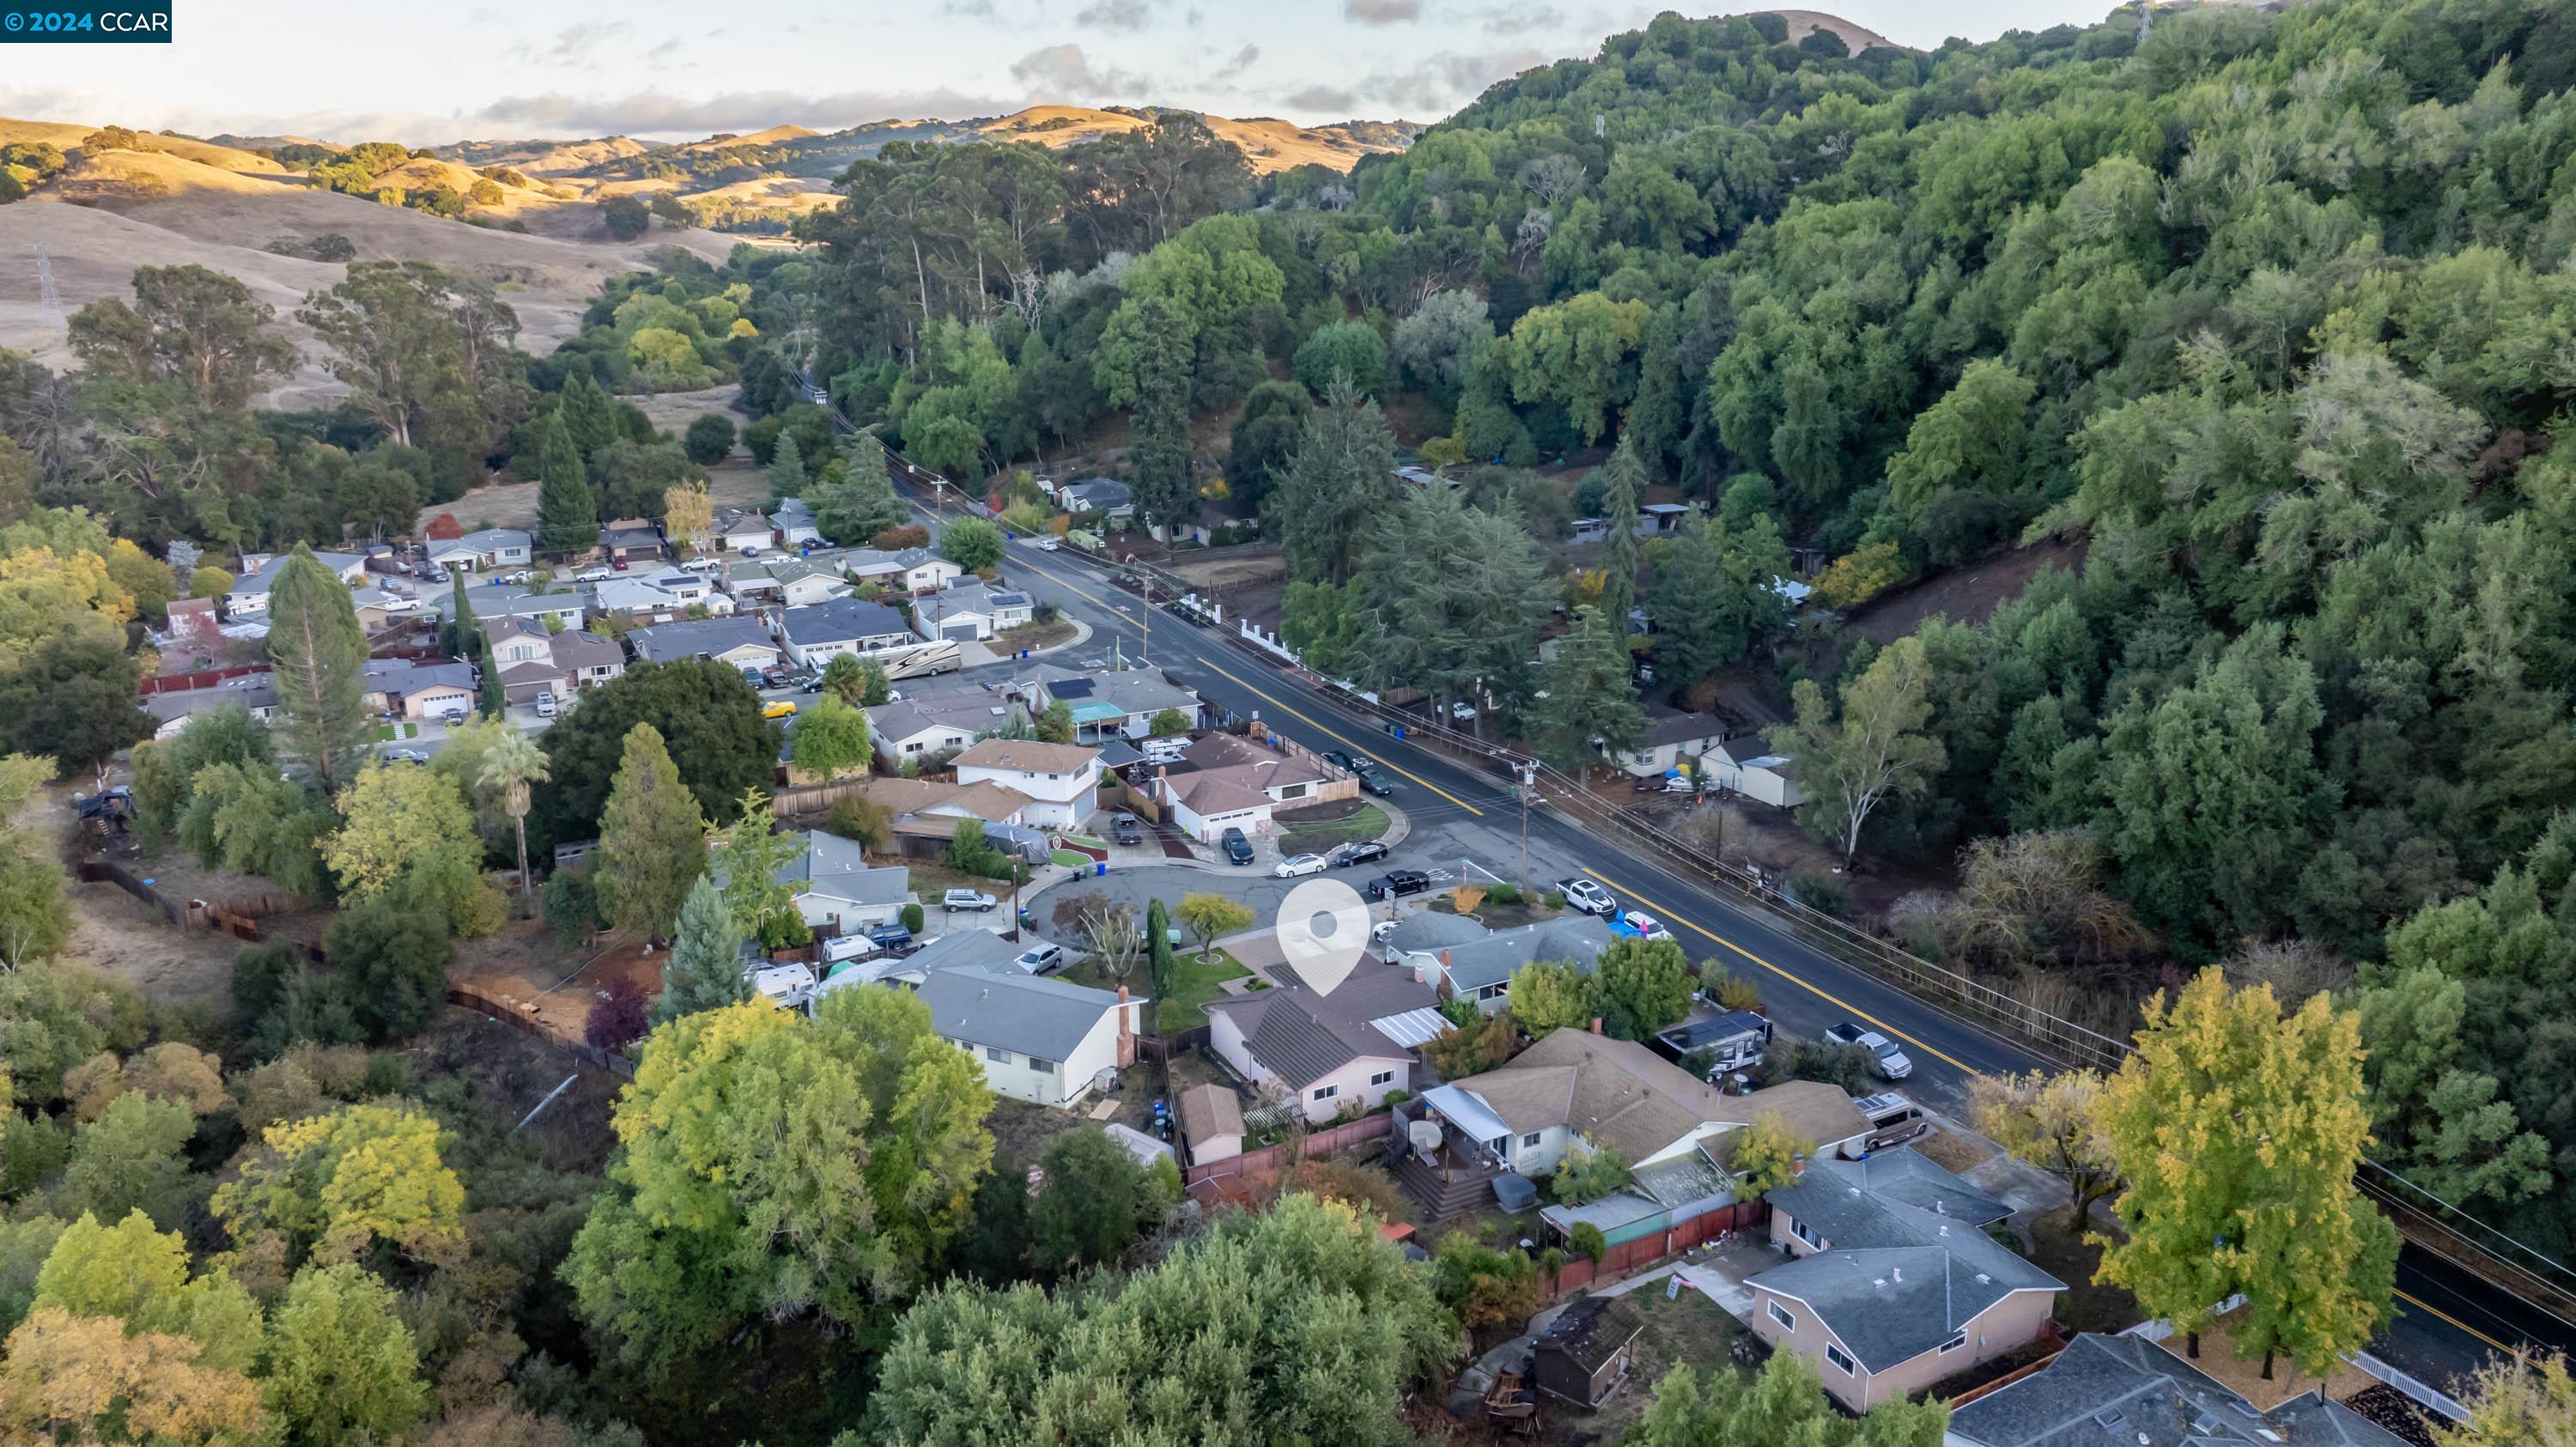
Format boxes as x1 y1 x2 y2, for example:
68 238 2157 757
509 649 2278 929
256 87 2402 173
574 566 615 582
1613 910 1675 944
1273 853 1328 879
1013 943 1067 975
1558 879 1617 916
1034 536 1061 551
535 691 557 719
1450 701 1479 720
942 888 999 913
1826 1023 1915 1080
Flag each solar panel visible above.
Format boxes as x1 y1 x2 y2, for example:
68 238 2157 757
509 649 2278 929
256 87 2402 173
1049 678 1096 698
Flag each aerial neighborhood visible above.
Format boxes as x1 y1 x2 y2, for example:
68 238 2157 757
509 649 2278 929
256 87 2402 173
2 1 2571 1444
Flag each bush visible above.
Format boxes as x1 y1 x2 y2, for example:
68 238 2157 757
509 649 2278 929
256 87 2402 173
825 794 892 849
872 524 931 550
1764 1037 1880 1095
542 867 599 946
683 413 735 465
1715 976 1764 1011
1484 883 1521 905
599 194 649 240
901 903 925 934
1786 871 1849 917
586 976 648 1051
1567 1222 1608 1262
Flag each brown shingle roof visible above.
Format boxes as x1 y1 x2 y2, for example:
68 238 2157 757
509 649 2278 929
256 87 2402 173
1459 1030 1736 1162
1177 1083 1244 1140
953 739 1100 775
1204 962 1437 1089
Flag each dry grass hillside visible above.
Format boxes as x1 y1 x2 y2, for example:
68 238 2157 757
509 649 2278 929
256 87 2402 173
1751 9 1902 52
0 119 287 174
0 139 739 407
675 125 818 153
436 136 653 175
975 106 1407 173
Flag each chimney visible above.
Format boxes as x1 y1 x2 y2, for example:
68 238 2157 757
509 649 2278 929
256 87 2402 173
1589 1017 1604 1035
1790 1152 1806 1177
1115 984 1136 1066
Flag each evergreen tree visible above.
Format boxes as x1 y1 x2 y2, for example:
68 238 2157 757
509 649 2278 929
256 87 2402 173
651 875 749 1026
533 412 596 556
559 373 617 459
1113 296 1198 529
595 722 707 943
447 568 477 660
1145 897 1174 999
1525 605 1645 773
1594 438 1646 630
1651 511 1790 688
264 544 371 793
809 434 908 543
1277 374 1398 586
766 431 805 503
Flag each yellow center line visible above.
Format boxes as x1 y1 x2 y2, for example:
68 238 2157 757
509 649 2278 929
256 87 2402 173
1577 866 1973 1074
2392 1286 2513 1353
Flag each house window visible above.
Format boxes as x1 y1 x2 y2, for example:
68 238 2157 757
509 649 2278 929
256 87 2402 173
984 1046 1012 1064
1311 1084 1339 1102
1029 1058 1057 1074
1766 1301 1795 1331
1825 1344 1856 1376
1369 1070 1394 1086
1792 1218 1822 1249
1937 1333 1967 1355
1522 1132 1544 1148
905 741 925 754
1279 783 1309 799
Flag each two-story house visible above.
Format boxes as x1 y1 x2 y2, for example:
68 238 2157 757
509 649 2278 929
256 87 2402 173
951 738 1100 829
775 598 914 669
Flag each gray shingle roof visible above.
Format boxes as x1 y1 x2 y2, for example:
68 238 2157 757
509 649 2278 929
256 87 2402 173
917 965 1131 1063
1947 1333 2410 1447
779 598 910 646
776 830 912 905
628 617 777 661
1429 915 1616 994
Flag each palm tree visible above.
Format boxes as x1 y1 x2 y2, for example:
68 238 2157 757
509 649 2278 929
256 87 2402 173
480 729 551 898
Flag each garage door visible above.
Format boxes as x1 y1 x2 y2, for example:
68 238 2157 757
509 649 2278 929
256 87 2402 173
942 622 981 641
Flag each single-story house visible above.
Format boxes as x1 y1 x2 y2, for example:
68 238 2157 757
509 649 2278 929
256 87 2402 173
951 739 1101 830
1532 1296 1644 1407
866 688 1020 765
458 586 587 632
551 628 625 690
914 581 1034 641
1388 915 1616 1013
1177 1082 1245 1166
1705 737 1806 808
918 965 1146 1108
1204 961 1447 1125
723 558 786 605
1012 664 1202 741
593 573 734 624
1635 502 1694 535
770 497 823 548
348 588 427 631
776 598 914 668
1945 1331 2411 1447
772 830 913 935
360 659 479 720
849 776 1036 830
1749 1149 2063 1410
1057 477 1133 522
222 550 368 617
842 546 960 596
1151 731 1331 842
140 673 279 739
425 527 532 574
711 508 775 555
160 597 225 666
597 519 665 565
762 558 848 608
1613 711 1732 780
627 616 784 671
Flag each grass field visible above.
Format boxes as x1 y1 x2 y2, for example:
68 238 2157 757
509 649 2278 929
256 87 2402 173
1066 947 1250 1034
1277 802 1390 853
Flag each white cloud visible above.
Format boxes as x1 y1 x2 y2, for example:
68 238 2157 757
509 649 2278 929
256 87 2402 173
1074 0 1152 30
1346 0 1421 23
1007 43 1151 99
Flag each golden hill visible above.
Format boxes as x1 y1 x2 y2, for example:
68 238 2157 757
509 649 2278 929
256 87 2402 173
676 124 820 153
973 106 1406 174
0 118 286 173
1747 9 1901 53
435 135 654 176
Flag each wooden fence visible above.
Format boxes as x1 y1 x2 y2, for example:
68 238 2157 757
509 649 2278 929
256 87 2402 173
1537 1199 1771 1297
137 665 267 696
1183 1110 1393 1191
76 860 297 937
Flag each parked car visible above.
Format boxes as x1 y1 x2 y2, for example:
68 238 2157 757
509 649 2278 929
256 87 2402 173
1449 702 1478 721
1112 813 1143 846
866 922 915 953
1824 1023 1914 1080
942 888 999 913
1610 910 1674 944
440 707 470 726
1034 536 1061 551
1333 841 1390 867
1364 869 1431 902
1352 763 1395 797
1273 853 1328 879
762 666 792 689
1013 942 1068 975
535 691 556 720
1558 879 1617 916
799 674 826 694
762 701 799 720
1321 749 1356 772
1219 827 1255 866
574 566 615 582
383 749 429 765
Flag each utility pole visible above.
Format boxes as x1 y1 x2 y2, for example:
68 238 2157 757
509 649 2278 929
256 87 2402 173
1138 567 1151 665
1515 760 1537 893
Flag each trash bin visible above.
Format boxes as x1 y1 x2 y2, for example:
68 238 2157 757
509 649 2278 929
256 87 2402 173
1094 860 1107 878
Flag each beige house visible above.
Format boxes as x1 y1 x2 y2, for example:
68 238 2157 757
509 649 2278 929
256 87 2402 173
1747 1149 2063 1410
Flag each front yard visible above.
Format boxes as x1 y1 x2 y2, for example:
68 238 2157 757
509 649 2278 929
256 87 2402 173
1275 799 1391 853
1066 946 1252 1034
993 617 1079 653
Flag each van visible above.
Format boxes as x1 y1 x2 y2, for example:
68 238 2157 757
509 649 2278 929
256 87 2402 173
1844 1092 1931 1158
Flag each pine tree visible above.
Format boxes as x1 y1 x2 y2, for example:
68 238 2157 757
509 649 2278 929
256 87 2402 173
447 568 477 660
595 722 707 942
1145 897 1175 999
1652 511 1789 688
1277 374 1398 586
1525 605 1645 773
651 874 750 1026
1595 438 1646 631
767 432 806 503
810 435 908 544
534 412 597 556
265 544 372 793
560 374 617 459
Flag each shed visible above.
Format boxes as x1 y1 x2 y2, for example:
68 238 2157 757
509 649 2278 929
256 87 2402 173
1177 1083 1245 1166
1531 1296 1644 1407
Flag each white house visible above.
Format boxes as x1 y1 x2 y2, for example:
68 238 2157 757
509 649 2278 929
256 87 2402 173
775 598 914 668
770 497 823 548
459 587 587 632
914 581 1035 641
710 508 775 555
627 617 784 672
1151 732 1331 842
1707 736 1807 808
762 558 848 608
951 739 1101 829
222 550 368 617
866 688 1018 765
915 959 1146 1107
1058 477 1133 522
426 528 532 574
773 830 913 934
1203 961 1446 1124
843 547 960 596
1614 712 1732 780
593 572 734 624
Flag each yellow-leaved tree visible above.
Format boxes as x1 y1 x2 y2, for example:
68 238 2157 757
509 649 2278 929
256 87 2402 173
212 1103 466 1275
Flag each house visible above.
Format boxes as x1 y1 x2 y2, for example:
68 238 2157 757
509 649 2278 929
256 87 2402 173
550 628 625 690
772 830 914 934
1613 711 1732 780
459 586 587 632
847 776 1035 830
1570 518 1610 544
597 519 666 565
1387 915 1616 1013
1057 477 1133 522
1151 731 1332 842
1748 1148 2063 1410
482 616 553 670
1532 1297 1644 1407
348 588 426 631
770 497 823 547
222 550 368 617
710 508 775 555
1011 664 1201 741
917 965 1146 1107
160 597 226 667
1635 502 1694 535
842 546 960 596
593 572 733 624
1705 737 1806 808
951 739 1101 829
1203 961 1446 1124
762 558 848 608
425 527 532 574
1177 1082 1245 1166
724 558 786 605
775 598 914 668
914 581 1034 641
627 617 784 671
866 687 1020 765
140 673 279 739
360 659 478 720
1945 1332 2410 1447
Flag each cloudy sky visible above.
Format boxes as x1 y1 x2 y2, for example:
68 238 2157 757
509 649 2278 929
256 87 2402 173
0 1 2119 144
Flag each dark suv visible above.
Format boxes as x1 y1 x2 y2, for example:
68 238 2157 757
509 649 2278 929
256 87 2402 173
1220 827 1255 865
1364 869 1431 902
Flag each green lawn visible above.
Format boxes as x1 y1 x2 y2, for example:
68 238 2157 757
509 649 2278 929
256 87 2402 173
1051 849 1090 867
1066 947 1251 1035
1276 803 1390 853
